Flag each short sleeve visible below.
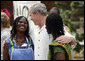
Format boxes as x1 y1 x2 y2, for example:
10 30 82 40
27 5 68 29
64 26 75 38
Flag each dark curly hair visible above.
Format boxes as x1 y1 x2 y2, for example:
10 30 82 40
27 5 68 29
11 16 30 40
46 13 64 40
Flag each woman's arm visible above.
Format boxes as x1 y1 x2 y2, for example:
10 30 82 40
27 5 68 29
3 40 10 60
55 52 66 60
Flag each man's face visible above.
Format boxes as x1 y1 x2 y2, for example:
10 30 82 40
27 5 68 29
29 10 39 25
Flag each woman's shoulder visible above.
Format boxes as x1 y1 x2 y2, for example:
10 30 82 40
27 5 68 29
3 38 11 45
50 40 71 49
49 40 62 46
4 38 14 47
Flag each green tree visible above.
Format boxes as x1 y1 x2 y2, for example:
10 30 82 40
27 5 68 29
55 1 84 53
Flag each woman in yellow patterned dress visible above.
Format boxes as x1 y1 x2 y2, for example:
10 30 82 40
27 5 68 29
46 13 72 60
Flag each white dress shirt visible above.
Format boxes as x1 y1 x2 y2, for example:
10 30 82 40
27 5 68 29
29 20 75 60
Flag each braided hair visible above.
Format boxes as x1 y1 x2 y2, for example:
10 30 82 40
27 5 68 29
11 16 30 40
46 13 64 40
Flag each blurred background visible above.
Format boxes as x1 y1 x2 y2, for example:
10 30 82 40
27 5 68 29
1 1 84 60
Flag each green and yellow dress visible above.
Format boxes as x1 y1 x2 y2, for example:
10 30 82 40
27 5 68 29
48 40 72 60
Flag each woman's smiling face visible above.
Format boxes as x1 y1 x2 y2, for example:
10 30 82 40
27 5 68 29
16 17 28 32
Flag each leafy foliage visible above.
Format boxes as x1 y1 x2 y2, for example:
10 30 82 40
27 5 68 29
55 1 84 53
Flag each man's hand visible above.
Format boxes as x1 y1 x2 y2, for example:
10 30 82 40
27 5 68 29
56 35 76 45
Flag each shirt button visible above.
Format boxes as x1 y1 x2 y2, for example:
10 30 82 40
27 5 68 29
38 40 40 41
39 32 40 34
38 47 40 49
38 54 39 56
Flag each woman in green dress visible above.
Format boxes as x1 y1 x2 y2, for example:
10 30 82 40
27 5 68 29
46 13 72 60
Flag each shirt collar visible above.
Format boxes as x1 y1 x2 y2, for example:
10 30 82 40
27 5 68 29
38 25 46 33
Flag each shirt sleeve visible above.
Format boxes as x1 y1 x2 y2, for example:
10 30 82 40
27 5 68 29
64 26 75 38
29 20 36 44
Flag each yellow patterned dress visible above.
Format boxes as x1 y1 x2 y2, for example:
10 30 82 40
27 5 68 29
48 40 72 60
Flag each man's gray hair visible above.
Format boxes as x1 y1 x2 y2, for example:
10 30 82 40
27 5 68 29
30 3 47 16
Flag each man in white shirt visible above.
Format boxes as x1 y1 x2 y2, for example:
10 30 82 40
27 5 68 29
29 3 76 60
